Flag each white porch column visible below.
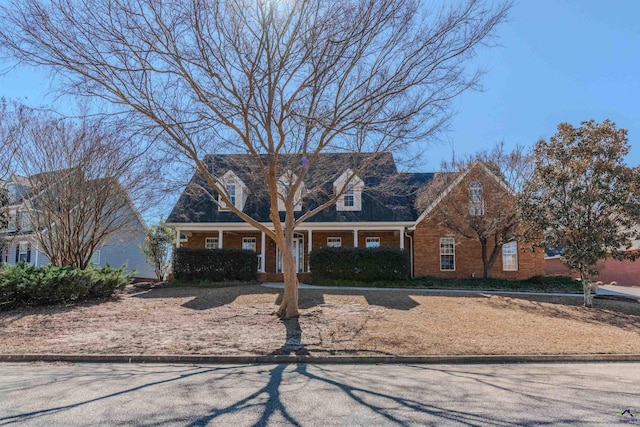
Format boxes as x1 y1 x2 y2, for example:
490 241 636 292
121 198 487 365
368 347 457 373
399 228 405 250
260 231 266 272
353 229 359 248
218 229 223 248
307 229 313 272
175 228 181 248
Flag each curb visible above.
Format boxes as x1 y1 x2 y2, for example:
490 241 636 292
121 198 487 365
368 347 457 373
2 353 640 365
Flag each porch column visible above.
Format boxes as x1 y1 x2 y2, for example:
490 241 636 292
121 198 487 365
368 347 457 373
353 229 358 248
399 228 405 250
218 229 223 248
260 231 266 272
175 228 181 248
307 229 313 272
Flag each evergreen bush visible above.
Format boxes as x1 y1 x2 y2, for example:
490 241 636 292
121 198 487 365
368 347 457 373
310 246 409 283
173 248 257 282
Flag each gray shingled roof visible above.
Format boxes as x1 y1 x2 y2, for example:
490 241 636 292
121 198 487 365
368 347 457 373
167 152 434 224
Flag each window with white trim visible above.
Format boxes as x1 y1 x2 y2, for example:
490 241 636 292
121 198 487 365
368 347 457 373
90 250 101 266
18 242 30 263
218 170 248 211
365 237 380 248
502 241 518 271
334 170 363 212
440 237 455 271
226 180 236 207
205 237 219 249
469 182 485 216
20 212 30 230
242 237 257 252
343 183 355 207
327 237 342 248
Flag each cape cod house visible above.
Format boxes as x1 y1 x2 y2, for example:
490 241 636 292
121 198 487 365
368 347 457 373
166 153 544 281
0 173 155 278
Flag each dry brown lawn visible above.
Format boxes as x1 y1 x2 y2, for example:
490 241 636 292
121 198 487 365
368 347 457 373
1 284 639 356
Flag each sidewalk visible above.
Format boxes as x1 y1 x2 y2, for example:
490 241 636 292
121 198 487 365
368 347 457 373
263 282 640 299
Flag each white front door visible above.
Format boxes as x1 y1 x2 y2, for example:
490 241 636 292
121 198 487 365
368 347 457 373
277 236 304 273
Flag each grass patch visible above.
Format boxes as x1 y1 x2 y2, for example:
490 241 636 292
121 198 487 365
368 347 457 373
311 275 584 293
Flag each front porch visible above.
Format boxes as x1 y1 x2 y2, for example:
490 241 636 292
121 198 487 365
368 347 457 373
174 223 412 281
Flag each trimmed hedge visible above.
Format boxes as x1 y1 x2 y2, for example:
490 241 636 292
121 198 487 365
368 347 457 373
0 263 131 308
173 248 257 282
310 246 409 283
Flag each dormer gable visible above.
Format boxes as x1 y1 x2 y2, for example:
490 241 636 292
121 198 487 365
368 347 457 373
277 171 304 212
218 170 248 211
333 169 364 211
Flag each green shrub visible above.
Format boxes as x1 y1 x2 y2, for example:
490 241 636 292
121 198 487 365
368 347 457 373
173 248 257 282
0 263 132 308
310 246 409 284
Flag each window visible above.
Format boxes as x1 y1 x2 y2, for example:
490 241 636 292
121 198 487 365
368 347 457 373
502 241 518 271
242 237 257 252
17 242 30 263
343 183 355 207
469 182 485 216
226 180 236 207
327 237 342 248
90 250 101 266
365 237 380 248
20 212 30 230
205 237 219 249
440 238 455 271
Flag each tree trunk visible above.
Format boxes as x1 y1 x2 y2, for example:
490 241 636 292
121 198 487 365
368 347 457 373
276 237 300 318
480 239 490 279
581 267 593 308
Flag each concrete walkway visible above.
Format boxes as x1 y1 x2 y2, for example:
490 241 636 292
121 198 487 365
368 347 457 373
262 282 640 299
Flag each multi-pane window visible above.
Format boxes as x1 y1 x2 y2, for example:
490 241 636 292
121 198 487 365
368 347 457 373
502 241 518 271
205 237 219 249
18 242 30 263
365 237 380 248
327 237 342 248
440 237 455 271
242 237 257 252
20 212 30 230
344 183 355 207
226 180 236 207
469 182 485 216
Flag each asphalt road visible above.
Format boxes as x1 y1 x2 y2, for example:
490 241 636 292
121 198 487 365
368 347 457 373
1 362 639 426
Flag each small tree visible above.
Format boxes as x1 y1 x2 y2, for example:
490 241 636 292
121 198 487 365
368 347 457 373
418 143 532 278
520 119 640 307
140 222 175 281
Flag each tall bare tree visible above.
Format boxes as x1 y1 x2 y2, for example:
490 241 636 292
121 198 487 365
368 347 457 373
520 120 640 307
417 143 532 278
0 0 510 317
1 104 159 269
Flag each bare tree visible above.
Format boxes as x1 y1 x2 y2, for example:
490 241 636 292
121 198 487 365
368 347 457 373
1 104 159 269
417 143 533 278
0 0 510 317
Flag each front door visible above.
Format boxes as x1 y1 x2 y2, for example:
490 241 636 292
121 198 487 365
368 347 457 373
276 235 304 273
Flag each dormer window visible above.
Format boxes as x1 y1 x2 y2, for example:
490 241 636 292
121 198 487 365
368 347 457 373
218 171 248 211
334 170 363 212
469 182 484 216
277 172 304 211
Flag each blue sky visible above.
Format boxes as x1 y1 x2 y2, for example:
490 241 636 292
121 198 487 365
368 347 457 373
2 0 640 173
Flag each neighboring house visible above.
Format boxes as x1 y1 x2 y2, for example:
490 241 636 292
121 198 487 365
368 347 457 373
0 173 155 278
546 246 640 286
166 153 544 281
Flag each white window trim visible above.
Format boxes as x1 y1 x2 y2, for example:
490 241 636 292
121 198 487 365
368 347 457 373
502 241 518 271
365 237 380 248
90 250 101 266
218 170 248 211
205 237 219 249
469 181 485 216
440 237 455 271
242 237 257 252
327 237 342 248
18 242 29 262
334 170 364 212
277 171 304 212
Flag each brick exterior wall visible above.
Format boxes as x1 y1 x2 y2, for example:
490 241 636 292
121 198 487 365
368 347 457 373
412 165 545 279
546 257 640 286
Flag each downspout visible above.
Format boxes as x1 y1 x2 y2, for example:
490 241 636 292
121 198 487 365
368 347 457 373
404 230 414 279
